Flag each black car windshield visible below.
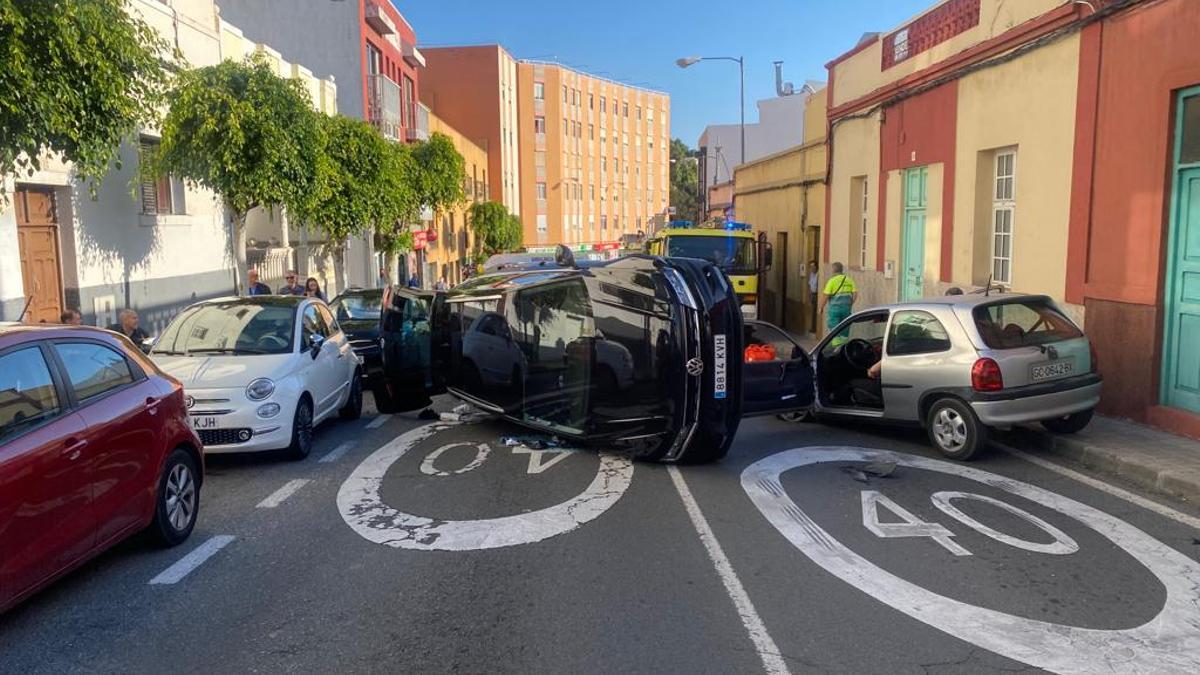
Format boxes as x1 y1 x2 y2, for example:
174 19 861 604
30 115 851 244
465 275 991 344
153 303 296 355
973 298 1083 349
332 291 383 321
666 235 756 275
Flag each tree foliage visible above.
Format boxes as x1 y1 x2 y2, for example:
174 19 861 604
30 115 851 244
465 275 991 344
157 54 327 219
469 200 522 255
0 0 171 197
412 132 465 213
308 115 417 245
669 138 701 224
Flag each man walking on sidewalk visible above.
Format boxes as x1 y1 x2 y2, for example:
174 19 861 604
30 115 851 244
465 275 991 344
820 262 858 335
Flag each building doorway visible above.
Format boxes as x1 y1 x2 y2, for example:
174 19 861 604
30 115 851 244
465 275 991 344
1162 86 1200 415
807 225 821 334
775 230 789 330
901 167 928 301
15 186 64 323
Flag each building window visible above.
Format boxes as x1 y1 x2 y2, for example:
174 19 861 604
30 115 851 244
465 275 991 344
600 96 606 113
138 138 184 215
622 102 629 117
537 214 548 232
991 150 1016 285
601 156 607 172
589 124 594 140
536 182 547 200
589 93 594 110
647 108 654 122
563 117 568 136
534 116 546 134
860 178 869 268
534 82 545 100
636 106 642 120
563 85 568 103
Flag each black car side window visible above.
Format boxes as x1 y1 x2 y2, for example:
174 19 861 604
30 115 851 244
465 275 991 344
887 310 952 356
54 342 136 402
0 346 62 443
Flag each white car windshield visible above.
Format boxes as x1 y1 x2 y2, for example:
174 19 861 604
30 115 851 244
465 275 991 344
153 302 296 355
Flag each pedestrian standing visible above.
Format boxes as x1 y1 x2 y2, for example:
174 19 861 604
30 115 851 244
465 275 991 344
377 267 390 289
434 277 449 291
304 277 326 302
246 269 272 296
808 260 820 332
108 308 150 344
407 273 420 289
820 262 858 334
279 270 305 295
59 308 83 325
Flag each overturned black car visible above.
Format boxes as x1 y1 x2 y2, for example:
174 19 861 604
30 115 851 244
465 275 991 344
374 253 813 462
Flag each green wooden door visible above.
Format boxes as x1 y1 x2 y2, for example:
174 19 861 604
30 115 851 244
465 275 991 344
1163 87 1200 414
901 167 928 301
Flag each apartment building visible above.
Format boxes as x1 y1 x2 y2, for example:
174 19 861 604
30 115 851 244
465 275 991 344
516 62 671 249
217 0 427 287
420 45 522 217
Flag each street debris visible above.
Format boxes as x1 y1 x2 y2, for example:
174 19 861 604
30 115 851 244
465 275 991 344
417 408 439 421
501 434 564 451
438 403 493 423
840 460 898 483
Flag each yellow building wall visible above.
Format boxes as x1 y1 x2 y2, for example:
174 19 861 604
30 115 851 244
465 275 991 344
828 115 880 273
831 0 1064 107
425 112 489 284
951 33 1079 300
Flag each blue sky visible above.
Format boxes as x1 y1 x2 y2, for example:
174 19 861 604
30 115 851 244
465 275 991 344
396 0 932 146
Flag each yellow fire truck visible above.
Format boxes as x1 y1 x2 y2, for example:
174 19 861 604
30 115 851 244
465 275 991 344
644 221 772 319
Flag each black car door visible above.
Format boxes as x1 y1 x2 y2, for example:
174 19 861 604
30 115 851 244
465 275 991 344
376 286 446 412
741 321 815 417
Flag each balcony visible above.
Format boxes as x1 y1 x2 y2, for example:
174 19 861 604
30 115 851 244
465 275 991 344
364 2 396 36
406 102 430 142
402 41 426 68
367 74 402 141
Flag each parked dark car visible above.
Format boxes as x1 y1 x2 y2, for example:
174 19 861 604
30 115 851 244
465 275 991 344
374 253 815 462
0 325 203 613
329 288 385 392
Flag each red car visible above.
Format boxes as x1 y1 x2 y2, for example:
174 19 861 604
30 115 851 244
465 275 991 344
0 324 203 613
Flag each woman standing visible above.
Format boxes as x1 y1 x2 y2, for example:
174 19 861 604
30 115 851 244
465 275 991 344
304 277 326 302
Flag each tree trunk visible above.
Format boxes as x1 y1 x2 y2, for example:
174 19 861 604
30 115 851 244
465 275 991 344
231 208 248 295
331 242 347 297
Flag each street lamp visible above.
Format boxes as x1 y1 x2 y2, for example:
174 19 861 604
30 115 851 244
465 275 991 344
676 55 745 166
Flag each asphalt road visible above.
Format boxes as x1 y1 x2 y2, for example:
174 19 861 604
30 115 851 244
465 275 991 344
3 393 1200 674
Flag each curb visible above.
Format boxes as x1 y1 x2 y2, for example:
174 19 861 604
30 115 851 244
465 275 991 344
993 425 1200 503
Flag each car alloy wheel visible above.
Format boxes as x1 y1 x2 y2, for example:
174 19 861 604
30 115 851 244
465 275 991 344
165 463 196 532
288 399 314 460
933 408 967 451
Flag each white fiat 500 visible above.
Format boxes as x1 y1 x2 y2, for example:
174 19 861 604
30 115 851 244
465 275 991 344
150 296 362 459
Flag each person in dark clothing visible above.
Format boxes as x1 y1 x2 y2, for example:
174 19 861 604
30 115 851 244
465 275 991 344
304 277 326 302
407 273 420 289
246 269 272 296
109 308 150 345
279 270 305 295
60 309 83 325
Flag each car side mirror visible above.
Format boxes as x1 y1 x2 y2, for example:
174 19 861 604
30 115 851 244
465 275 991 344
308 333 324 358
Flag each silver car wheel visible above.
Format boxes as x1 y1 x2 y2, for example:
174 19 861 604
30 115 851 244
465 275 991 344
165 463 196 532
933 408 968 451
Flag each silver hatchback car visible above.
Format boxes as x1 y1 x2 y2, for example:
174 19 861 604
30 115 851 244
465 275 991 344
806 293 1101 459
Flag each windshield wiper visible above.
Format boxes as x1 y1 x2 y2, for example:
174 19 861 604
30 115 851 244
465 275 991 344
152 349 186 355
186 347 270 355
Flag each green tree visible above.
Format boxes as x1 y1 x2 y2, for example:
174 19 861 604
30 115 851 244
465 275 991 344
669 138 701 224
0 0 171 198
412 132 466 214
469 200 522 255
156 54 326 292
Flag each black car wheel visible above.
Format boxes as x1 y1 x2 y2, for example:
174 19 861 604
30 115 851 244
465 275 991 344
1041 408 1093 434
926 398 987 461
286 397 314 461
150 448 199 547
340 372 363 420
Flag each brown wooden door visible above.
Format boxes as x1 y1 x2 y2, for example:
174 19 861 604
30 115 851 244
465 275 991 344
15 187 64 323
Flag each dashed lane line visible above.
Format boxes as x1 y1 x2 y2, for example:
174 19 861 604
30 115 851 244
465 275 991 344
667 466 791 675
149 535 236 585
319 441 355 464
998 443 1200 532
256 479 311 509
365 414 391 430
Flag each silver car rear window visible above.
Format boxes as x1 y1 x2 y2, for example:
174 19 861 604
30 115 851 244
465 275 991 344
972 299 1082 349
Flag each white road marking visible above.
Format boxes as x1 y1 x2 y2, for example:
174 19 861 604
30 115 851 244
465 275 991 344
999 444 1200 531
743 447 1200 674
510 446 574 474
256 479 311 509
148 535 235 585
319 441 355 464
667 465 791 675
420 441 491 476
337 423 634 551
365 414 391 429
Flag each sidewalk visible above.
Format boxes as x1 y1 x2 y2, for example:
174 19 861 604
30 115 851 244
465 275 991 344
994 416 1200 503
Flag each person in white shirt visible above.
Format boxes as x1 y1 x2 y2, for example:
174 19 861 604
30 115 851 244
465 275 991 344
808 260 820 332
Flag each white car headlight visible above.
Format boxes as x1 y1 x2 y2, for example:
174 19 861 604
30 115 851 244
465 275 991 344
246 378 275 401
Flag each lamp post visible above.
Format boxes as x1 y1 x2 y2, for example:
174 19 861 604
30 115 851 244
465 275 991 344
676 55 745 166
